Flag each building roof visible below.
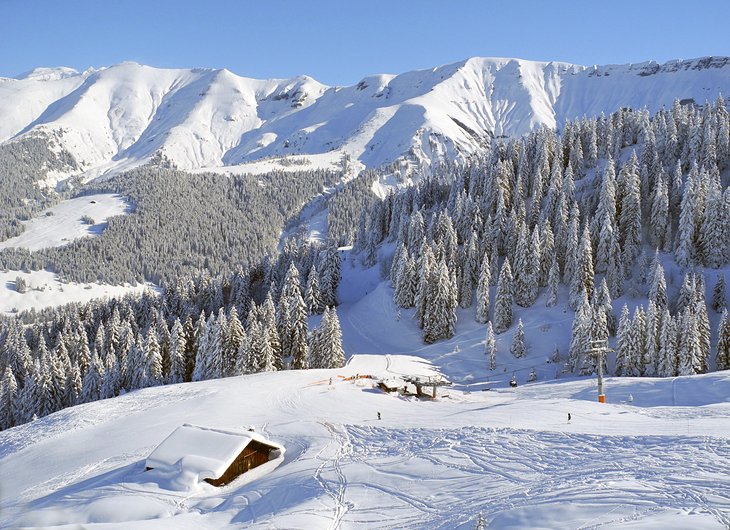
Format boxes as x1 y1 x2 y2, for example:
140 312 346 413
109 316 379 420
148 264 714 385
145 424 281 482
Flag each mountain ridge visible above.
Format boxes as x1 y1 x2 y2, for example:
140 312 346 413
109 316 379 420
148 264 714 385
2 55 729 180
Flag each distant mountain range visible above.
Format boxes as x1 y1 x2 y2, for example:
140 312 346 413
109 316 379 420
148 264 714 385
2 56 729 179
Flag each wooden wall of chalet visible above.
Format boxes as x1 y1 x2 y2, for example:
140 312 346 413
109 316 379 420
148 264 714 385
205 440 275 487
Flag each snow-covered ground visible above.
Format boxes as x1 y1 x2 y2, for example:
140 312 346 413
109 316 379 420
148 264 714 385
0 269 151 315
1 353 727 529
2 259 729 529
0 193 131 251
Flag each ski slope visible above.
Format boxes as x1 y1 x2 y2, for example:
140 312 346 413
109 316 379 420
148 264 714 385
1 354 728 529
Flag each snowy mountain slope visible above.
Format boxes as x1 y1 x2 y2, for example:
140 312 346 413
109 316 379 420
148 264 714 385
2 251 729 528
1 356 728 529
0 62 326 176
2 57 729 178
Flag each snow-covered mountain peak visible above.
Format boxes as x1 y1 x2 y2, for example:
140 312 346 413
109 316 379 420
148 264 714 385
14 66 81 81
2 56 730 178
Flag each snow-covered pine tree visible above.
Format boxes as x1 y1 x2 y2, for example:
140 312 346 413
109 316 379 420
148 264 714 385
466 230 481 288
394 253 417 308
66 362 82 409
712 275 727 313
169 318 186 384
700 178 725 268
17 367 38 423
648 253 667 310
716 309 730 371
145 328 164 386
276 299 292 360
592 159 617 274
127 335 146 389
182 314 196 382
546 256 559 307
519 226 540 307
678 310 703 375
538 221 555 287
594 278 615 335
415 243 435 328
676 273 696 314
307 325 323 369
318 307 346 369
289 286 309 370
657 309 677 377
99 348 119 399
643 301 659 376
320 241 342 307
0 366 18 429
626 306 646 377
390 242 406 286
192 314 213 382
493 259 514 333
261 293 283 371
568 290 591 373
155 315 172 381
258 324 276 373
424 260 458 344
475 252 491 323
233 328 250 375
224 307 245 377
485 322 496 370
94 326 107 364
513 223 531 307
694 294 711 374
75 323 91 377
649 174 670 251
305 265 325 315
675 167 698 268
245 320 266 373
458 257 474 309
510 319 526 358
619 152 643 272
208 308 226 379
570 227 595 310
47 341 67 412
81 350 104 403
407 210 425 257
580 304 608 376
614 304 631 376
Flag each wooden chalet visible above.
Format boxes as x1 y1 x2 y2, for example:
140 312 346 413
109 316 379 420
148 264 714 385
145 424 283 487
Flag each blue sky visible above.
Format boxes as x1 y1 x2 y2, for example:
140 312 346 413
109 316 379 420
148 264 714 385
3 0 729 85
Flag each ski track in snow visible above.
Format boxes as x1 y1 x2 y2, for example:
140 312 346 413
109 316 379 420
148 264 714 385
341 426 730 529
315 421 354 529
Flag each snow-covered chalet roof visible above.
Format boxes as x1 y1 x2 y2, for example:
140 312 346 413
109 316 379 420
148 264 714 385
145 424 282 482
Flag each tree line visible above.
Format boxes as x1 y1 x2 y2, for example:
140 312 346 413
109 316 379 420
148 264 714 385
0 239 345 430
355 97 730 377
